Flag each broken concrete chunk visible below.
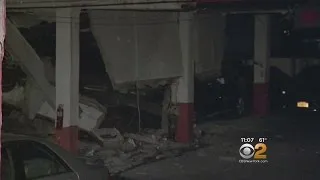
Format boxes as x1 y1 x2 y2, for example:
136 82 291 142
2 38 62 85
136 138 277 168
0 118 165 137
124 133 159 145
121 138 136 152
90 127 124 148
91 128 124 149
93 128 122 138
37 96 106 132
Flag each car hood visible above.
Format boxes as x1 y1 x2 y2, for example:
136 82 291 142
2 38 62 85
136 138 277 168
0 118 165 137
294 88 320 101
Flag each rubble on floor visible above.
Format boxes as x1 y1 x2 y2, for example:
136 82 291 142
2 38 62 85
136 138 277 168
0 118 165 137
2 102 209 175
79 127 203 175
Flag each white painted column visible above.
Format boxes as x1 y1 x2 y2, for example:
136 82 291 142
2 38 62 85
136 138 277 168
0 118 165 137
55 8 80 152
253 15 270 116
177 12 195 104
175 11 195 143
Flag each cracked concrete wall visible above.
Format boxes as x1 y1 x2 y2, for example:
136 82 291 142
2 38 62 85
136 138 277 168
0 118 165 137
89 10 226 87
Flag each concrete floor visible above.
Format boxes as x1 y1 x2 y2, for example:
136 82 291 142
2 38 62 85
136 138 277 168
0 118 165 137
120 114 320 180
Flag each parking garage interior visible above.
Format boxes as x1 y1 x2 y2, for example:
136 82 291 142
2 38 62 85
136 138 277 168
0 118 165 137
2 0 320 179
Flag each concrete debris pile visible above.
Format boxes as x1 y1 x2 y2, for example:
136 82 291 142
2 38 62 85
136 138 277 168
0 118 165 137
79 127 203 175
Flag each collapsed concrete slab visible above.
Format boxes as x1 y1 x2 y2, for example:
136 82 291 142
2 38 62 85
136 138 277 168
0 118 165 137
2 84 107 133
89 10 226 89
6 19 56 109
37 96 107 132
5 18 107 133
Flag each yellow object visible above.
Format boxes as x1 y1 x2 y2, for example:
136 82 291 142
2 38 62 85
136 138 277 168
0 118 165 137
297 101 309 108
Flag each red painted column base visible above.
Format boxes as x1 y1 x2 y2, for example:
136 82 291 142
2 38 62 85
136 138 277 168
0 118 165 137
55 126 79 154
253 83 269 116
175 103 194 143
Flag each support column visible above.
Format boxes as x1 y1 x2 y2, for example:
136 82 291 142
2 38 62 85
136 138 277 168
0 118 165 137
0 0 6 164
253 15 270 116
55 8 80 153
175 12 195 143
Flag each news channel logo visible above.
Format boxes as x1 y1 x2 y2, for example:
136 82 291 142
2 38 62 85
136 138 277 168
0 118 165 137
239 138 268 163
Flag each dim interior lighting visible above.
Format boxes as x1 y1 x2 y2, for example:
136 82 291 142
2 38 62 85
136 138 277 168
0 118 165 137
282 90 286 94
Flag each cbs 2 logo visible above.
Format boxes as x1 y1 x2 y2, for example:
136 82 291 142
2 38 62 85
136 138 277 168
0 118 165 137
239 143 267 159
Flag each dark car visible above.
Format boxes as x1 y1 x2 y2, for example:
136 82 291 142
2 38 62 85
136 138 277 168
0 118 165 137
194 58 256 120
291 66 320 114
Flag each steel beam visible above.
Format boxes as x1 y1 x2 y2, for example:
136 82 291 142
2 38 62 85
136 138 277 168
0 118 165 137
7 0 195 10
